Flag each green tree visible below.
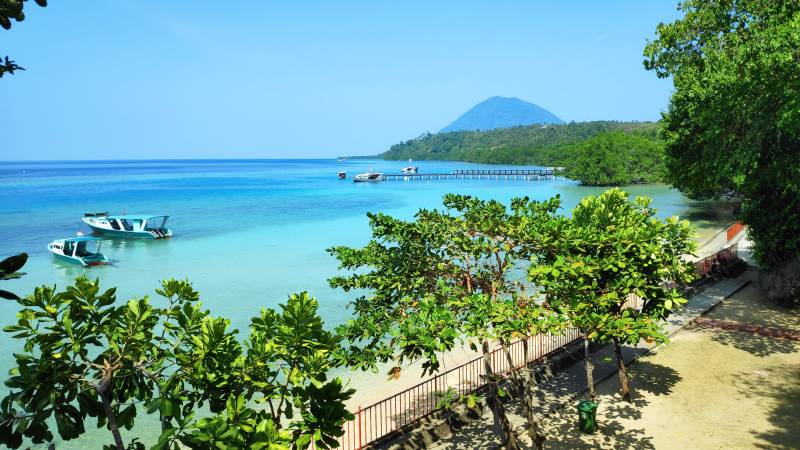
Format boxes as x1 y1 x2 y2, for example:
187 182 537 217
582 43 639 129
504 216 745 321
529 189 696 402
329 194 566 449
1 0 47 78
0 279 353 450
564 131 664 186
167 291 354 450
0 277 241 449
643 0 800 297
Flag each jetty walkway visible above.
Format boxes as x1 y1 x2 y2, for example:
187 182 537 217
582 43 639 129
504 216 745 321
382 168 560 181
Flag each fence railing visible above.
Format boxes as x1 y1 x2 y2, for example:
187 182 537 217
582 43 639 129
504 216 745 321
336 328 584 450
694 242 739 278
335 242 740 449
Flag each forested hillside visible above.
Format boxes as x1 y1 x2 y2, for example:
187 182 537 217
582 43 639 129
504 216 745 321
382 121 660 165
379 121 664 185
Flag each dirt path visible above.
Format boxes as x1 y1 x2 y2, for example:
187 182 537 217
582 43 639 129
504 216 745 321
539 278 800 450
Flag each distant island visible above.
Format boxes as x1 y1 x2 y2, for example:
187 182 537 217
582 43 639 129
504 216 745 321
440 96 564 132
378 120 664 186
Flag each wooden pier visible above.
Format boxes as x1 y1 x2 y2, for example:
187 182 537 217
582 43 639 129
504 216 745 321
382 168 559 181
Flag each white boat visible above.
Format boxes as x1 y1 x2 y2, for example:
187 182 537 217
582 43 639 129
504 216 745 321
82 212 172 239
48 236 109 267
401 166 419 174
353 171 384 182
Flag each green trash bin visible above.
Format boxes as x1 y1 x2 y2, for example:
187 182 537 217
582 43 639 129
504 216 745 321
577 400 598 433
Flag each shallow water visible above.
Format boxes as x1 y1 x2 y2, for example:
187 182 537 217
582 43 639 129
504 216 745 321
0 159 728 447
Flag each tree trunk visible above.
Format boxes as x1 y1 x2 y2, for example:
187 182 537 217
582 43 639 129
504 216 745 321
482 340 520 450
99 387 125 450
583 336 596 401
502 344 545 450
613 338 632 402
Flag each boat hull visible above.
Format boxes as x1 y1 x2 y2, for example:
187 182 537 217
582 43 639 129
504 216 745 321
85 224 172 239
49 251 109 267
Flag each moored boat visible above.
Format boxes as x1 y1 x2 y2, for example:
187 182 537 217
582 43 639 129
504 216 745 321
338 171 347 179
400 166 418 174
353 171 384 182
82 213 172 239
48 236 109 266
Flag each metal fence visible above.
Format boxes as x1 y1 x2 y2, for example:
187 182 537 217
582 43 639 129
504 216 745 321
334 243 739 449
336 328 584 450
694 242 739 278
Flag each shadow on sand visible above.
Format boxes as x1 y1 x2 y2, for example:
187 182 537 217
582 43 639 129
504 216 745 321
541 360 681 450
734 364 800 449
689 284 800 357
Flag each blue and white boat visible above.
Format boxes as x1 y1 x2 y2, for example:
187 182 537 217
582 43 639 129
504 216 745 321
353 170 384 182
82 212 172 239
47 236 109 267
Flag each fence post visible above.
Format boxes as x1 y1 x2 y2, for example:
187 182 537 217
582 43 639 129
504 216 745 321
357 405 363 450
539 333 543 356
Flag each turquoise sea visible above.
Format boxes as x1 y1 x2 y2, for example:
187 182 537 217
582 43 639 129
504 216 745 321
0 159 722 447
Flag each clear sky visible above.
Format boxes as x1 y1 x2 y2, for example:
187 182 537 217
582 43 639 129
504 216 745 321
0 1 681 160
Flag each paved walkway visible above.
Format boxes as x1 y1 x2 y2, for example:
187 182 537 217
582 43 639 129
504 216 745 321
693 317 800 341
420 274 754 449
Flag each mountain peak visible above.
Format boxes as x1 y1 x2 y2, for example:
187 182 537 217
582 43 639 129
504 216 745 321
440 96 564 132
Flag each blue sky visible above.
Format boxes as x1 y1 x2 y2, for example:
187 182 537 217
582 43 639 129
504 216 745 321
0 1 681 160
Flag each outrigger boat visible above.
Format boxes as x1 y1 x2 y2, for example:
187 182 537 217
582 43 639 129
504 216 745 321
48 236 109 266
82 212 172 239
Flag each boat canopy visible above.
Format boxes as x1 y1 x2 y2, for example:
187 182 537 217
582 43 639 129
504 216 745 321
62 236 104 243
84 213 168 221
107 214 169 221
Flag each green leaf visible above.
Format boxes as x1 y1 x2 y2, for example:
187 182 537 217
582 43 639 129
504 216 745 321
0 253 27 276
0 289 20 300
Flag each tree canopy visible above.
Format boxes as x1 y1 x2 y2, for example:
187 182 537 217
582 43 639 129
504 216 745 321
644 0 800 272
328 194 568 449
564 131 665 186
0 278 353 450
529 188 696 401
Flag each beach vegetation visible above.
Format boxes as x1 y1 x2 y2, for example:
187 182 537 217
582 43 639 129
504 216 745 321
564 132 664 186
329 193 568 449
528 188 696 402
0 279 353 450
644 0 800 282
